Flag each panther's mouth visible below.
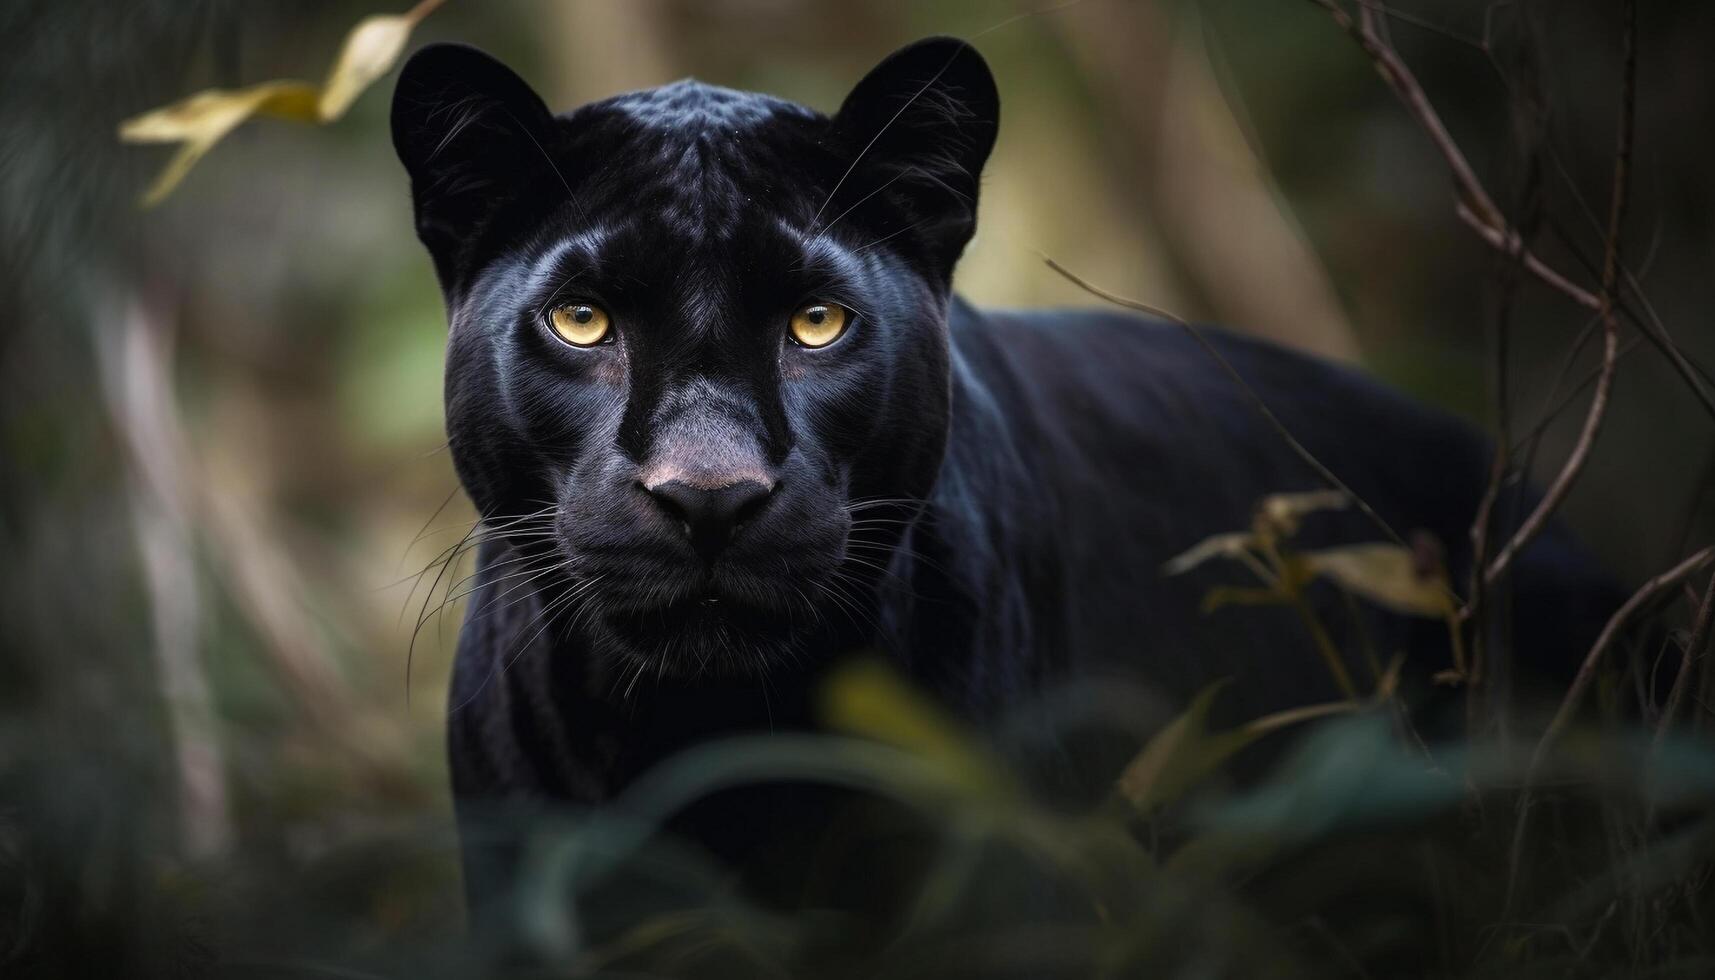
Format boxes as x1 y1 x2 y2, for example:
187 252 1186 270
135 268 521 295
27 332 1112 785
574 557 822 673
597 590 807 677
607 594 784 633
550 481 853 676
591 561 805 615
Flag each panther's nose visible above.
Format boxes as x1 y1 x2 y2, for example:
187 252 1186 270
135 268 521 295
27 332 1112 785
644 478 777 563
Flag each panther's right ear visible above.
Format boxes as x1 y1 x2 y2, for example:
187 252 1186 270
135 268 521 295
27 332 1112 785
391 44 556 289
830 37 998 280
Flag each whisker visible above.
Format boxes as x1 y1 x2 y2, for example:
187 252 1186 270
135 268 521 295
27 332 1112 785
449 574 595 715
396 485 462 575
398 502 562 700
852 219 929 255
801 47 969 247
802 166 914 253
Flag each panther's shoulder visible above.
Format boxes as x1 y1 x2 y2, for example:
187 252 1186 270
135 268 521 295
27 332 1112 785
946 299 1431 423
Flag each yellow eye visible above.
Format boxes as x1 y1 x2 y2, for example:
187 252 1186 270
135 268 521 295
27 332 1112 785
547 303 611 347
788 302 849 348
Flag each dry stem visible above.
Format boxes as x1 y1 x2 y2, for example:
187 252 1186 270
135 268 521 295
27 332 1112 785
1506 544 1715 915
1478 0 1635 592
1310 0 1593 310
1655 572 1715 749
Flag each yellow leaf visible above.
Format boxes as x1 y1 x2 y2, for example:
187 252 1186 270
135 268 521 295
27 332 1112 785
1117 681 1254 811
1200 584 1287 614
1163 531 1255 576
317 0 447 120
1302 542 1456 618
117 0 445 206
1119 672 1393 813
819 658 1009 797
118 81 319 142
1257 489 1348 536
120 82 320 206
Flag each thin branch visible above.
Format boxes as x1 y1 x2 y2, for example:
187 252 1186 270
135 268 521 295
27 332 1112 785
1319 0 1715 425
1455 204 1601 309
1308 0 1611 314
1617 259 1715 421
1042 256 1409 550
1310 0 1504 227
1354 0 1486 50
1511 341 1648 466
1479 0 1636 592
1466 28 1551 722
1542 138 1715 421
1543 212 1715 422
1479 334 1618 591
1535 546 1715 771
1506 544 1715 916
1655 572 1715 751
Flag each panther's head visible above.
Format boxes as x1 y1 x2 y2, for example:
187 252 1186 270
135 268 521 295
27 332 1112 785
391 38 998 676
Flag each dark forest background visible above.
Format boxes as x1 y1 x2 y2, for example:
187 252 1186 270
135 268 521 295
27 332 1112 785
3 1 1713 976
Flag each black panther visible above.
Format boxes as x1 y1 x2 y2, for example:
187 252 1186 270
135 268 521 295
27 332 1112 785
390 38 1617 928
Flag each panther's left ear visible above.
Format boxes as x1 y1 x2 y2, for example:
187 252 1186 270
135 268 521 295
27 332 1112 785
830 37 999 278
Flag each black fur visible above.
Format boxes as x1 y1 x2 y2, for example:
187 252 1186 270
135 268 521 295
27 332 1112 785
391 38 1617 925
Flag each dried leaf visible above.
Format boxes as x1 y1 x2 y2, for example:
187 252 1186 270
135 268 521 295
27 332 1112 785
1118 664 1404 812
1302 542 1456 618
1118 681 1255 811
1163 531 1255 576
120 82 320 206
1200 585 1287 615
317 0 447 120
117 82 320 143
118 0 444 206
1257 489 1348 536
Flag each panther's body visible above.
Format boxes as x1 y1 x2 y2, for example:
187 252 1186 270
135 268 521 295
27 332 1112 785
390 38 1616 925
444 301 1613 799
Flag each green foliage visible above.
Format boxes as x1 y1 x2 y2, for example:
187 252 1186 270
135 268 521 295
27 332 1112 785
442 662 1714 978
17 650 1684 979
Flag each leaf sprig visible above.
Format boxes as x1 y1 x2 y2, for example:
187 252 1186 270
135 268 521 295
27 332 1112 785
118 0 446 206
1165 490 1466 694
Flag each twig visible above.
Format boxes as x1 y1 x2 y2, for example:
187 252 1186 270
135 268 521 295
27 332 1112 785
1321 0 1715 425
1478 334 1618 592
1654 572 1715 751
1476 0 1635 593
1309 0 1599 316
1616 261 1715 421
1534 546 1714 773
1308 0 1629 611
1540 150 1715 421
1291 592 1360 699
1506 544 1715 917
1310 0 1501 227
1509 335 1642 459
1454 204 1600 310
1497 0 1641 919
1466 40 1551 726
1042 256 1408 550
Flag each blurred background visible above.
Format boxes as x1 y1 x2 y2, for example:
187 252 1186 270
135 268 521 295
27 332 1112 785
3 0 1712 973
